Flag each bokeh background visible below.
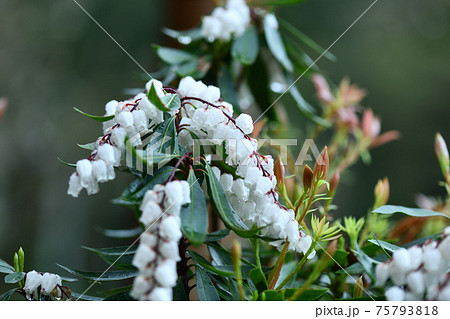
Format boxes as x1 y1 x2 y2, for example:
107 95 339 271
1 0 449 295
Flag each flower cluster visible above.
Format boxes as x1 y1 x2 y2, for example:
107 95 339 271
130 180 190 301
67 79 166 197
177 76 315 257
201 0 251 42
375 227 450 301
23 270 63 300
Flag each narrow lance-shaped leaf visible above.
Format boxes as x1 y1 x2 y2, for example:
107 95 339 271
204 162 259 238
57 264 137 282
73 107 115 122
154 45 198 65
196 266 221 301
0 258 15 274
232 25 259 65
180 169 208 245
373 205 450 219
263 13 293 72
148 82 181 112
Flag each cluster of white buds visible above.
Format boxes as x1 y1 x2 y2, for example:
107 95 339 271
177 76 315 258
375 227 450 301
130 180 190 301
201 0 251 42
23 270 63 300
67 79 167 197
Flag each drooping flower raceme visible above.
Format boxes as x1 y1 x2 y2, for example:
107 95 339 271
23 270 63 300
201 0 251 42
177 76 315 258
130 180 190 301
375 227 450 301
67 79 166 197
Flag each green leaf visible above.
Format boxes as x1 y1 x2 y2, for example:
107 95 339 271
218 65 240 113
0 288 17 301
232 25 259 65
95 226 142 239
154 46 197 65
285 73 331 127
77 142 96 151
246 55 274 118
196 266 220 301
117 166 174 206
354 244 376 281
187 250 234 277
373 205 450 219
180 169 208 245
145 115 179 154
279 18 336 61
4 272 25 284
274 260 297 288
249 267 268 293
173 277 189 301
134 150 179 168
73 107 115 122
57 264 137 282
204 162 259 238
82 245 137 256
57 157 76 168
284 288 328 301
0 258 14 274
148 81 181 112
205 229 231 242
367 239 399 253
263 13 293 72
258 290 284 301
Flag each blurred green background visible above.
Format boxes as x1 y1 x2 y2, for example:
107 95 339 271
1 0 449 294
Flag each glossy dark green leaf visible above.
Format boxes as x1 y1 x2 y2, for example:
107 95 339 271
232 25 259 65
208 246 230 269
173 277 189 301
284 288 329 301
180 169 208 245
373 205 449 219
73 107 115 122
249 267 268 293
258 290 284 301
145 115 179 154
95 226 142 239
187 250 234 277
354 245 376 281
0 258 14 274
83 245 137 256
204 229 231 242
246 55 274 118
4 272 25 284
147 82 170 112
135 150 179 167
155 46 197 65
0 288 17 301
218 65 240 113
263 13 293 72
196 266 220 301
118 166 174 206
57 264 137 282
204 162 259 238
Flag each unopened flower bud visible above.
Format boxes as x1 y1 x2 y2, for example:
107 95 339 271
274 155 285 188
373 177 390 209
362 108 381 138
313 147 329 181
435 133 449 181
312 74 333 104
353 276 364 298
303 164 313 192
18 247 25 273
